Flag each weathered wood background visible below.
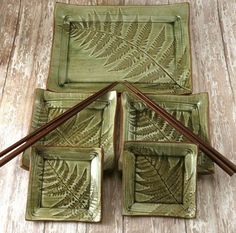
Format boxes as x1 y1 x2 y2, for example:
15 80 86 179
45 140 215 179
0 0 235 232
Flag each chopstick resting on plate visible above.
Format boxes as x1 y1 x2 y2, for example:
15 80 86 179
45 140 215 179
0 80 235 176
0 82 118 167
123 81 236 176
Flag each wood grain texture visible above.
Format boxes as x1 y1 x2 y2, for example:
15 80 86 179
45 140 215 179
0 0 21 102
0 0 46 233
0 0 235 233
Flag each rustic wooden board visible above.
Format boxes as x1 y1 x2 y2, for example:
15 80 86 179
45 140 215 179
0 0 235 233
0 0 21 101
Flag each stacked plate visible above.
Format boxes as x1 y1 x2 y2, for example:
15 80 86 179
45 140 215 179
22 2 214 221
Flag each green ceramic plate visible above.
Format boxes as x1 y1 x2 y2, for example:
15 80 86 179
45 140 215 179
122 142 197 218
21 89 117 171
47 2 192 94
120 92 214 174
26 146 102 222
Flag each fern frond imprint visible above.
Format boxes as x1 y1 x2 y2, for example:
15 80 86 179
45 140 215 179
42 159 90 207
135 155 184 204
66 10 190 90
42 158 101 220
43 108 110 149
122 142 197 218
128 103 186 142
41 158 100 219
127 96 203 144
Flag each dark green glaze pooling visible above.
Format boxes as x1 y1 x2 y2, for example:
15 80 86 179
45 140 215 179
122 142 197 218
47 3 192 94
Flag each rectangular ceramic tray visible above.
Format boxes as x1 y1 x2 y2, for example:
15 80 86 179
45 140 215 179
21 89 117 171
26 146 102 222
122 142 197 218
47 3 192 94
120 92 214 174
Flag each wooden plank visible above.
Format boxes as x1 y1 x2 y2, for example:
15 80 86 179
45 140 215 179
97 0 124 5
169 1 236 233
0 0 47 232
217 0 236 99
0 1 235 232
33 0 67 90
70 0 97 5
0 0 21 102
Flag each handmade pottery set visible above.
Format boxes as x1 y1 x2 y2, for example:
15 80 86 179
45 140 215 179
22 2 214 221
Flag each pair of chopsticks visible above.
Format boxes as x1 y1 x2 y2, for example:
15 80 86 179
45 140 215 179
0 82 118 167
123 81 236 176
0 81 235 176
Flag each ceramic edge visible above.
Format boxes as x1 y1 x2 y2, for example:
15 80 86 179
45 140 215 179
122 142 198 218
25 146 103 222
20 88 45 170
119 92 214 174
21 89 117 171
47 2 192 94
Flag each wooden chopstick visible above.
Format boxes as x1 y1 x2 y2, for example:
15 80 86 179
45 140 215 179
0 82 118 167
123 81 236 176
1 80 235 176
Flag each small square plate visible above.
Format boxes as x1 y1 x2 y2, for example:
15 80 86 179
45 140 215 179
26 146 102 222
122 142 197 218
47 3 192 94
120 92 213 174
21 89 117 171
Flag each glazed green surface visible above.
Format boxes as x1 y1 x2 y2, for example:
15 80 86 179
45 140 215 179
47 3 191 94
122 142 197 218
21 89 117 171
26 147 102 222
120 92 214 174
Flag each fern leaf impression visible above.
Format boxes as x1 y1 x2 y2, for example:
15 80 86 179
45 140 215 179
42 159 96 219
135 156 183 204
43 160 89 208
122 142 197 218
26 147 102 222
66 10 190 90
122 92 213 174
